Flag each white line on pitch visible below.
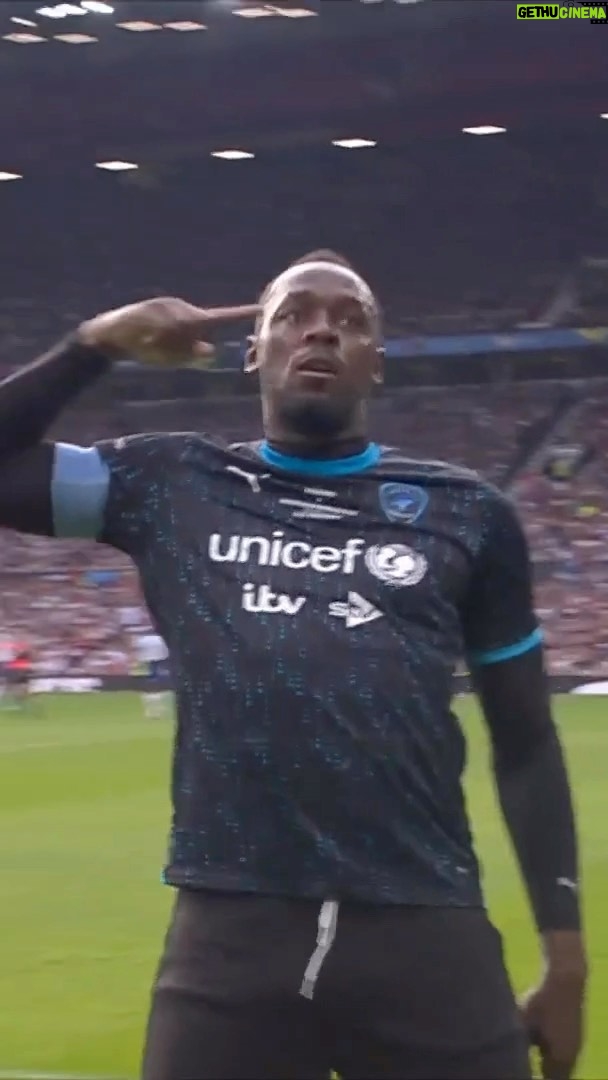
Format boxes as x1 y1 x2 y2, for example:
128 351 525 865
0 1072 130 1080
0 730 169 755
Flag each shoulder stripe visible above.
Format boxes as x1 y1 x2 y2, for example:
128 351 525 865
469 626 543 666
52 443 110 539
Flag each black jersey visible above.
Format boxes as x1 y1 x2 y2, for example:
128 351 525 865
53 435 541 906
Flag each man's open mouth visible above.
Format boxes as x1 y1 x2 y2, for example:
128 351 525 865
296 356 339 376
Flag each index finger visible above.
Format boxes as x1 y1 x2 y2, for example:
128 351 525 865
200 303 261 324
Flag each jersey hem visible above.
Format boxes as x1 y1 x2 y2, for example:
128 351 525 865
162 867 485 908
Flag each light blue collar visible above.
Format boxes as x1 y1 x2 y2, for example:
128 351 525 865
258 441 381 476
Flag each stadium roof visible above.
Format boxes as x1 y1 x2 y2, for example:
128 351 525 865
0 0 606 170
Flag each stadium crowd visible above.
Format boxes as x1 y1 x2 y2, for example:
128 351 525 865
0 135 607 377
1 379 607 678
0 128 606 680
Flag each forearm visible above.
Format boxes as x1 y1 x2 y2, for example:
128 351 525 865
0 333 112 535
0 333 110 459
494 725 586 970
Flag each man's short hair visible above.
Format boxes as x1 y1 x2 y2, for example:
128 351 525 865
259 250 355 304
288 249 355 272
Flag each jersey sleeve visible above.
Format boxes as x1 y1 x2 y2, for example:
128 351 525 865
461 485 542 666
52 433 172 554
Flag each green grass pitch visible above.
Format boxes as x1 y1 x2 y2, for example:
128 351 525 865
0 693 605 1079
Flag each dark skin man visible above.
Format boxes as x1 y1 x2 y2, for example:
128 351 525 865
245 256 383 448
0 251 586 1079
249 256 587 1078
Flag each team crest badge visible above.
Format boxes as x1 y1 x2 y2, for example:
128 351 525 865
378 483 428 525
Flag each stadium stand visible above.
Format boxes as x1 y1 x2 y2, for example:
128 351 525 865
0 2 604 682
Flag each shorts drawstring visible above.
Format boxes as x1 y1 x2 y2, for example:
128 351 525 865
300 899 340 1000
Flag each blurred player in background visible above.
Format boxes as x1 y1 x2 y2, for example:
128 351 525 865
0 261 587 1080
0 636 13 706
136 628 170 718
4 640 33 712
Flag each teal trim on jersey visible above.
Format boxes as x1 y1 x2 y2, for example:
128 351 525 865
258 441 381 476
470 626 543 666
52 443 110 539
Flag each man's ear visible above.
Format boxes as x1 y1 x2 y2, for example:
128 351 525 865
372 346 384 386
244 335 258 374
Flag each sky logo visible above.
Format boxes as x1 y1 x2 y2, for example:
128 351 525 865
378 483 429 525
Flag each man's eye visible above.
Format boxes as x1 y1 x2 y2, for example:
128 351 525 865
339 312 365 329
277 309 300 324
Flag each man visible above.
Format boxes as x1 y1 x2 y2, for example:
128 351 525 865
4 639 33 711
0 254 586 1079
135 627 170 718
0 636 14 707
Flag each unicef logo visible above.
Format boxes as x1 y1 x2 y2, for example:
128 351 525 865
364 544 428 588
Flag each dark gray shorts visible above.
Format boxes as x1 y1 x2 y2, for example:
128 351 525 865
142 889 532 1080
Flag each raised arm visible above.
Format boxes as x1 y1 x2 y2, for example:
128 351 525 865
0 338 110 536
0 297 259 538
462 486 587 1080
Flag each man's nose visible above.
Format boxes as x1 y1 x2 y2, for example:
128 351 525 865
302 315 339 347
